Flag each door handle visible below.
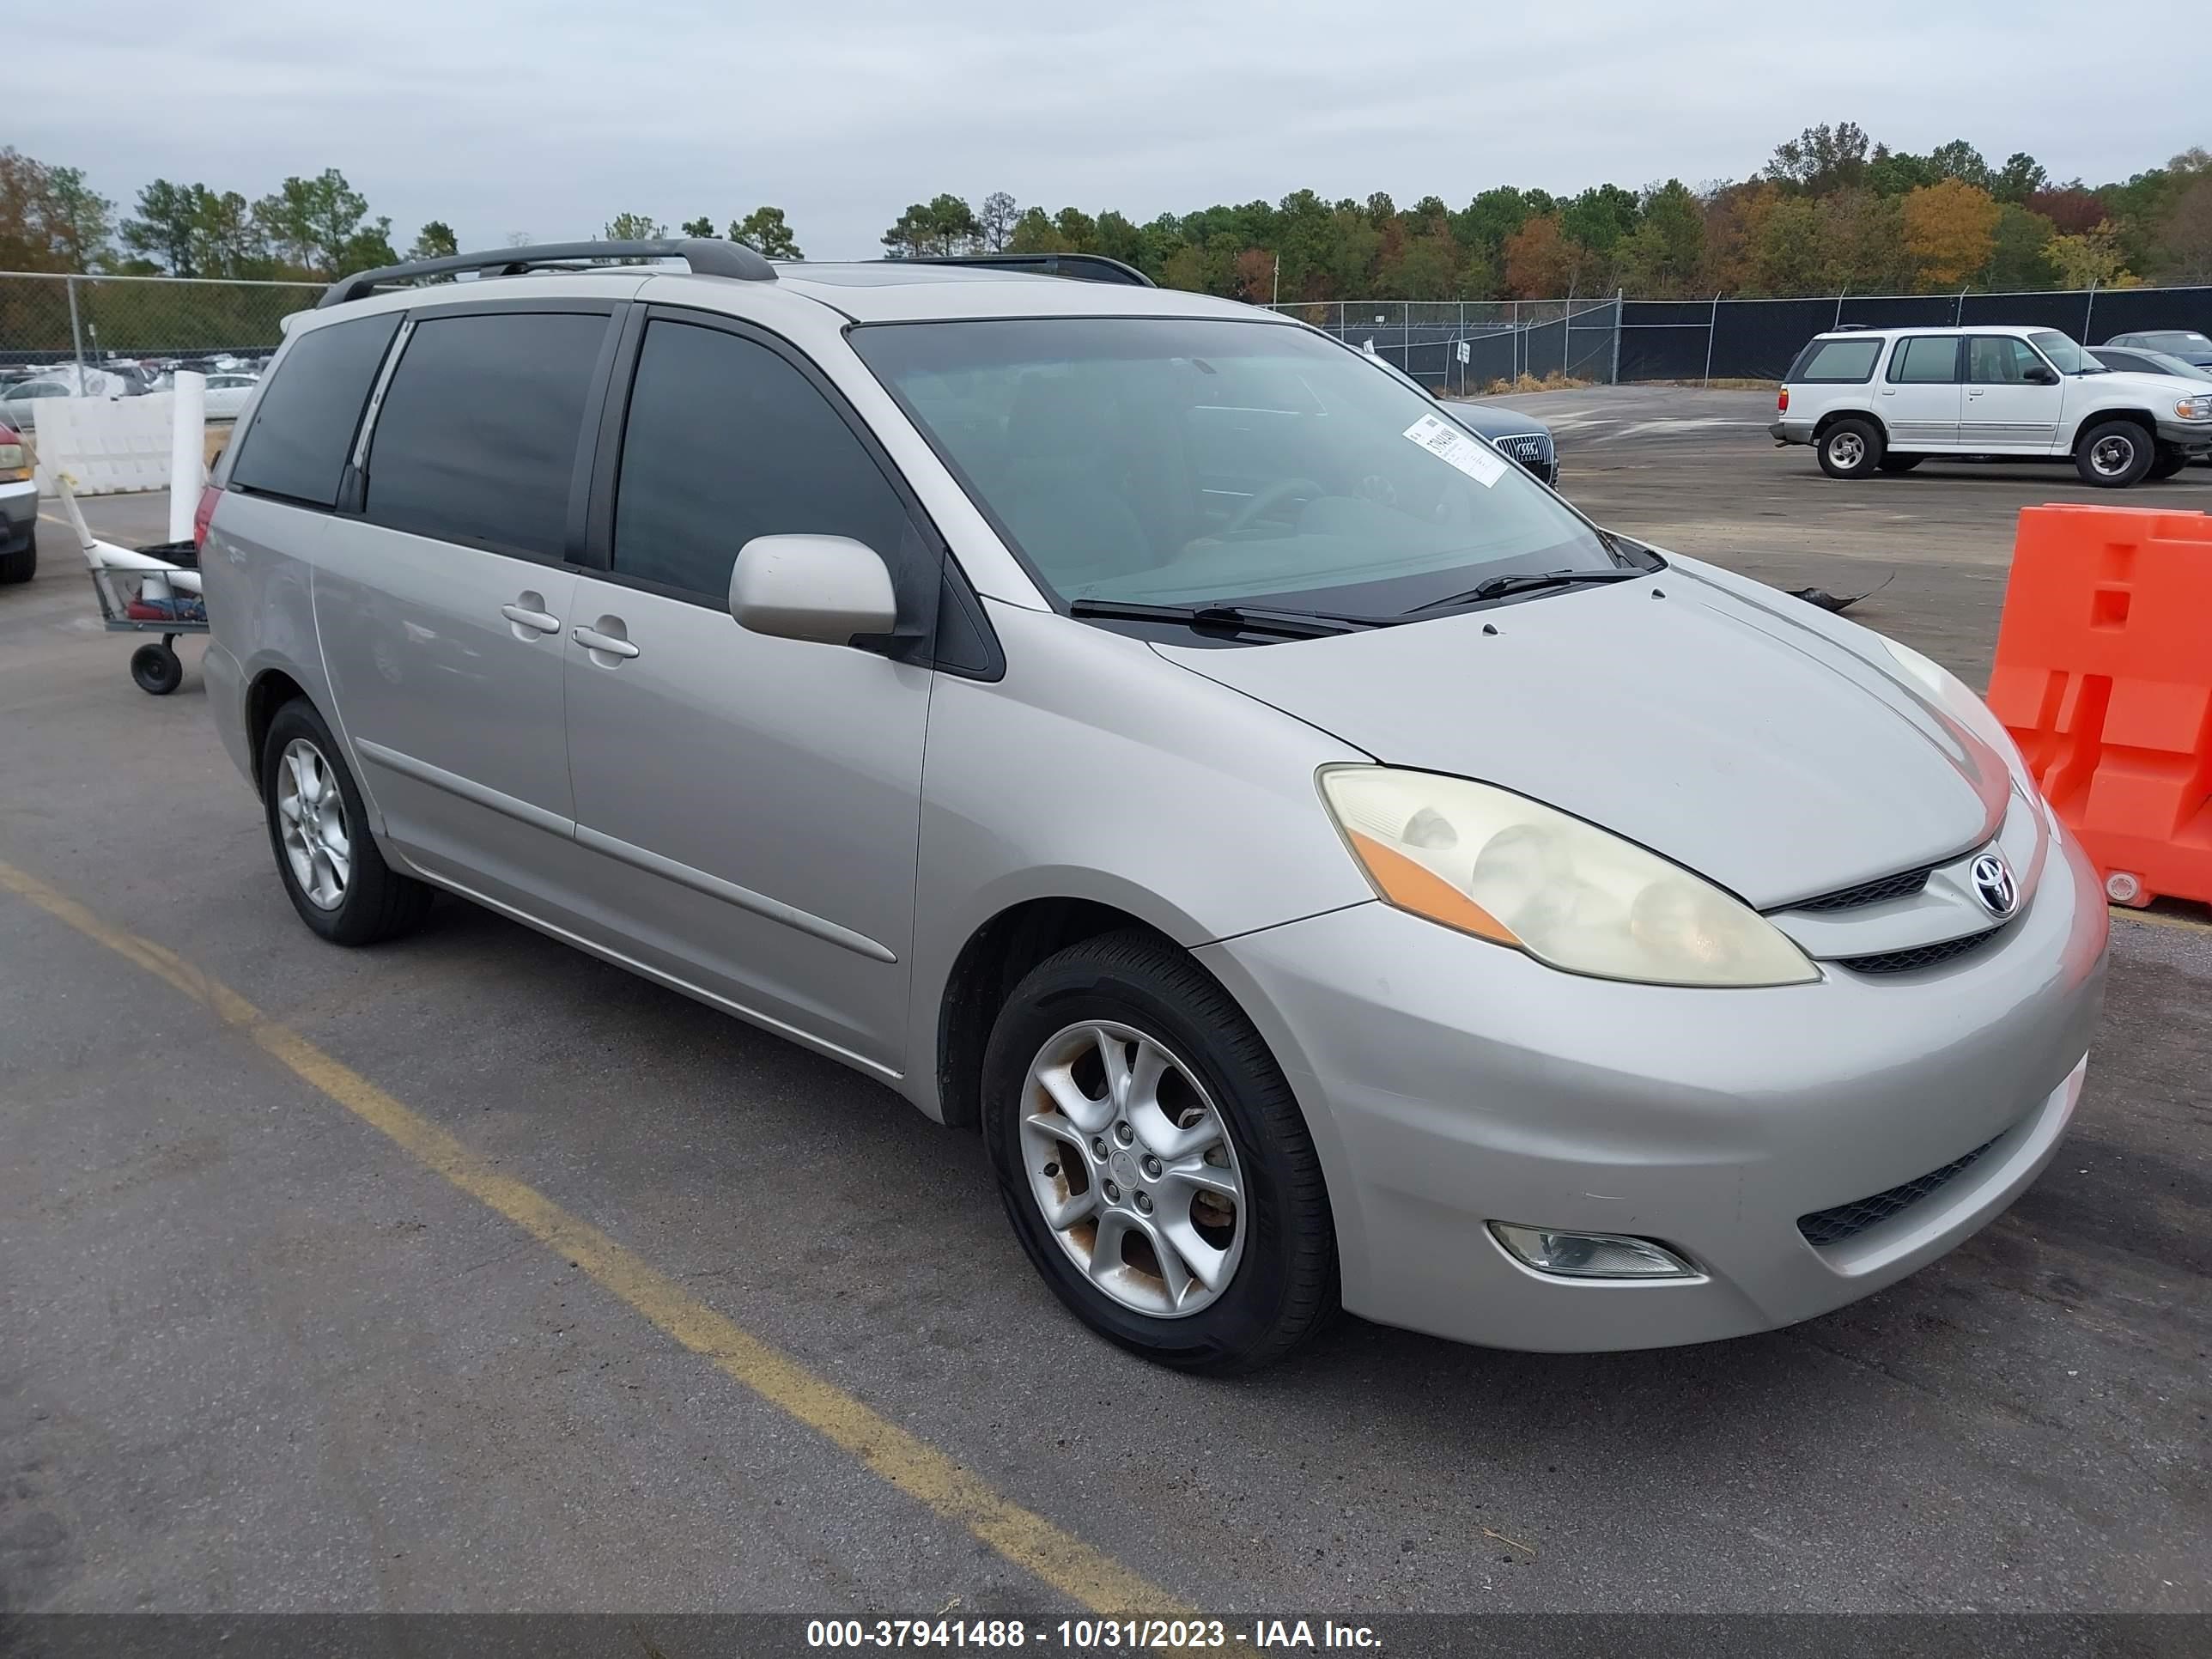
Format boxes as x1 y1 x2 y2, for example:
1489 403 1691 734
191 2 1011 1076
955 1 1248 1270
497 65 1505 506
501 601 561 634
574 623 640 659
1966 388 1986 398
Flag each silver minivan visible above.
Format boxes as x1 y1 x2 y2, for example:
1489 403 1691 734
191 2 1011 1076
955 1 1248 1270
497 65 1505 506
203 241 2107 1372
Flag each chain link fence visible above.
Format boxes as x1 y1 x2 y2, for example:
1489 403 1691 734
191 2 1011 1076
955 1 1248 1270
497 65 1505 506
1 272 320 377
1269 284 2212 391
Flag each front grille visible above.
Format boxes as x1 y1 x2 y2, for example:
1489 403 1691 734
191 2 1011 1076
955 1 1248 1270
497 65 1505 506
1794 863 1936 913
1836 927 2005 975
1798 1134 2002 1248
1493 433 1549 471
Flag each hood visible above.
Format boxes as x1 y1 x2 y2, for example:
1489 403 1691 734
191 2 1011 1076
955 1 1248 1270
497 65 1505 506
1443 400 1550 441
2098 369 2210 398
1157 560 2010 910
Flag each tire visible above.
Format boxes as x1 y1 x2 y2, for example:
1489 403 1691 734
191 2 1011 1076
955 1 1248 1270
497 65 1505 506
259 697 433 945
981 930 1339 1374
130 641 183 695
0 525 33 585
1876 453 1923 474
2074 419 2154 488
2145 448 2188 481
1816 417 1883 479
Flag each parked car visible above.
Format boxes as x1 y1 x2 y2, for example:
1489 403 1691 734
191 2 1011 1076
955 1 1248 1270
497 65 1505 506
1431 396 1558 484
2101 329 2212 368
1773 325 2212 484
2088 343 2212 382
203 240 2108 1372
154 368 261 420
0 367 143 428
0 419 34 583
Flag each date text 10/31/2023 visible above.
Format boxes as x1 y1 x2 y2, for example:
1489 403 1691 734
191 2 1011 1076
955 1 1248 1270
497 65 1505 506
805 1618 1383 1650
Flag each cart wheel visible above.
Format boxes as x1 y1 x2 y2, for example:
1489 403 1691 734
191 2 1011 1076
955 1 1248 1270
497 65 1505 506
131 642 184 696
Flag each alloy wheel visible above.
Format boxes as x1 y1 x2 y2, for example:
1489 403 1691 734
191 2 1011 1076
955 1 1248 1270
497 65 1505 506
1827 430 1864 469
276 738 351 910
2090 434 2136 477
1018 1020 1248 1318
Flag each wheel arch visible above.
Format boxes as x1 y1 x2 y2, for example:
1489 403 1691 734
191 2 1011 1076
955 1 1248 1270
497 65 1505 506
1813 407 1887 443
935 896 1187 1133
244 667 315 792
2069 406 2157 449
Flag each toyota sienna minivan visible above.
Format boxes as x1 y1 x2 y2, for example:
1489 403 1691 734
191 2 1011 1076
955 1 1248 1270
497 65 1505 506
201 240 2108 1372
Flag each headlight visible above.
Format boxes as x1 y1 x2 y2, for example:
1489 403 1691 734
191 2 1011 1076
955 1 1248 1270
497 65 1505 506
1877 635 2026 771
1317 767 1818 988
2175 394 2212 421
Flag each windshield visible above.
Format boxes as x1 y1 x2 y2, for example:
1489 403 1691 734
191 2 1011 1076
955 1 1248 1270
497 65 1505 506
2028 331 2096 374
850 317 1620 616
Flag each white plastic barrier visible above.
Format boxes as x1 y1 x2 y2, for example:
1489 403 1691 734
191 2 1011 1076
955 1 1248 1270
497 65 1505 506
30 392 179 495
167 371 206 541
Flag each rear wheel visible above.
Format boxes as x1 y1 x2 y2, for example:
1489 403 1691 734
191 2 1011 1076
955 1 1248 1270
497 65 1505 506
981 930 1338 1374
1877 453 1923 474
1817 417 1883 479
2145 447 2189 481
259 697 434 945
2075 419 2153 487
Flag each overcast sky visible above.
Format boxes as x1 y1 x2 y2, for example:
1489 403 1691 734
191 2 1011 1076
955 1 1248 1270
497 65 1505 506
28 1 2209 261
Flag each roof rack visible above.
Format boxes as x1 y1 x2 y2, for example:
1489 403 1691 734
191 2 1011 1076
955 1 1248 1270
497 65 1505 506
317 238 775 309
902 252 1156 288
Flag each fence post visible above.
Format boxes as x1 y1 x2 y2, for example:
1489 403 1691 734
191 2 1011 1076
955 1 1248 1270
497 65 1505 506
1563 287 1574 381
65 274 87 393
1955 287 1967 325
1833 289 1845 329
2082 281 2098 344
1702 294 1720 388
1511 299 1520 383
1610 289 1623 385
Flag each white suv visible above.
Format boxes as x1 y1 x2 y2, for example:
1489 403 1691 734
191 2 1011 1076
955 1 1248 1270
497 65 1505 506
1771 325 2212 486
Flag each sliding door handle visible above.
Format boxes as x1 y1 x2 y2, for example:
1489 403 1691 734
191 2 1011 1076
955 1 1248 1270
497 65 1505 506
574 623 640 660
501 602 561 633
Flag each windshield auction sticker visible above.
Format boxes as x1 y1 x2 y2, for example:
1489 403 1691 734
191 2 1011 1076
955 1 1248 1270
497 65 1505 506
1402 412 1507 487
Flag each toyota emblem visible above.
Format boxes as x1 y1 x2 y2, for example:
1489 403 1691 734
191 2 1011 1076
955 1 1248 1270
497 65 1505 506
1970 854 2018 918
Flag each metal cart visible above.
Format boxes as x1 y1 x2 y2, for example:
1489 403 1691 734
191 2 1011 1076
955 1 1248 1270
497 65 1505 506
88 544 207 695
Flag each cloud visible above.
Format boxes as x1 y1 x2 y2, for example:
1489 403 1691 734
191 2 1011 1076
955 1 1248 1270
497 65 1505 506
22 0 2207 260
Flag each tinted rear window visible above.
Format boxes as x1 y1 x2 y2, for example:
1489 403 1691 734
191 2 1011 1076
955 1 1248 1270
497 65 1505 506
227 313 400 507
364 311 609 560
1788 337 1881 382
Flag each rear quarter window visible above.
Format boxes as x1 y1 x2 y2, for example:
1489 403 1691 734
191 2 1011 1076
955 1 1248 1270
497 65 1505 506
1786 337 1882 383
226 313 402 507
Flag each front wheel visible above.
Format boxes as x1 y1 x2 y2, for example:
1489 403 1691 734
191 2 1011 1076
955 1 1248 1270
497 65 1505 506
1816 417 1883 479
2075 419 2153 487
981 931 1338 1374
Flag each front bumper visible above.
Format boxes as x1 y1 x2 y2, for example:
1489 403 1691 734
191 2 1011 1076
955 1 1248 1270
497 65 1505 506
1197 822 2108 1352
2153 417 2212 455
0 477 35 553
1770 419 1814 446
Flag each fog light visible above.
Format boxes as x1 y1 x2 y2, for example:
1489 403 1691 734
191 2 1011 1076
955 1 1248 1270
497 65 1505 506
1489 1224 1697 1279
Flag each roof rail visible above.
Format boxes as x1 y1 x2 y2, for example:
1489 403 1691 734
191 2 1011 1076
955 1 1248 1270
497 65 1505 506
902 252 1156 288
317 238 775 309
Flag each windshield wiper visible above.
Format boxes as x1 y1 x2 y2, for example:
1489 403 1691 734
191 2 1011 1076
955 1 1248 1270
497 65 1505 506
1406 566 1645 615
1068 599 1379 638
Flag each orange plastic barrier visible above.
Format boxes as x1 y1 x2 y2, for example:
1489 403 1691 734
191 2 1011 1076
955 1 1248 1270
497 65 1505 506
1985 505 2212 908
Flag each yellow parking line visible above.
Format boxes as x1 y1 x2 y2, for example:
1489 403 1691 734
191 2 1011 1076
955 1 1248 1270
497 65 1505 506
2110 906 2212 934
0 855 1192 1620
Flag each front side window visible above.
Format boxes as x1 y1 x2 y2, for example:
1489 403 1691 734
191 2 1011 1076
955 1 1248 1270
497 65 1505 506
1967 337 2045 384
2027 331 2095 374
611 320 917 600
851 317 1620 615
365 311 609 559
1887 337 1960 384
228 313 400 507
1788 337 1881 382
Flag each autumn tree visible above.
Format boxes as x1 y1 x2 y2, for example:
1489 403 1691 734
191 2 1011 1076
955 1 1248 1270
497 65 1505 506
1503 215 1577 297
2044 220 2138 288
1901 179 2000 286
731 206 800 259
2 149 113 271
2157 176 2212 283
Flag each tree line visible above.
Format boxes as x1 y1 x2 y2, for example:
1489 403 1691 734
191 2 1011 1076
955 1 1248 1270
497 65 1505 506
882 126 2212 301
5 123 2209 305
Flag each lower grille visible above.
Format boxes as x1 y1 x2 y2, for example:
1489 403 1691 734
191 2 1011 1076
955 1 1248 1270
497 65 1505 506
1797 1134 2002 1248
1837 927 2005 975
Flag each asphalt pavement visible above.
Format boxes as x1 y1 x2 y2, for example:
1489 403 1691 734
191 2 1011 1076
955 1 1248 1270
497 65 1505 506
2 419 2206 1622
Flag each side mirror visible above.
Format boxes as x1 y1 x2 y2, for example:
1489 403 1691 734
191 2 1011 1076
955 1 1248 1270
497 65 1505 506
2023 364 2058 385
728 534 897 647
